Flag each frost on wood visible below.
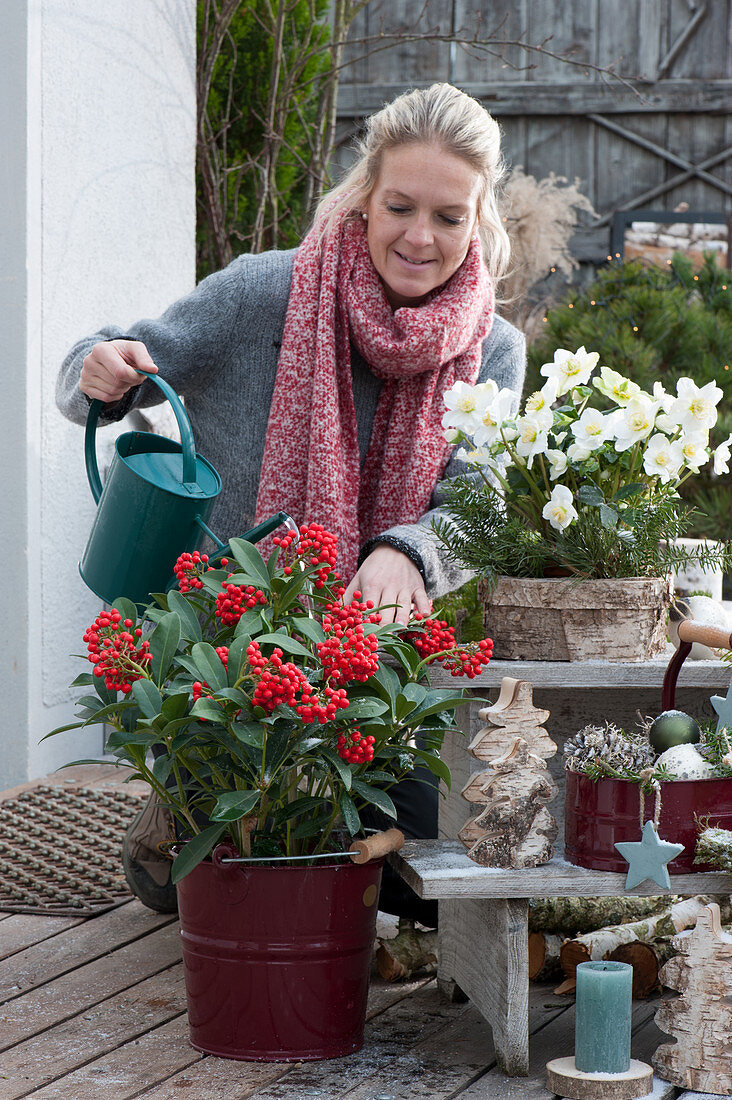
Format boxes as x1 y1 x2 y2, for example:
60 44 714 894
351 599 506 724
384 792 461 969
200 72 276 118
653 903 732 1094
695 826 732 872
461 679 558 867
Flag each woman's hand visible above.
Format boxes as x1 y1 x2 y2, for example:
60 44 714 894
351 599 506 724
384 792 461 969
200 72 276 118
80 339 158 403
343 546 432 625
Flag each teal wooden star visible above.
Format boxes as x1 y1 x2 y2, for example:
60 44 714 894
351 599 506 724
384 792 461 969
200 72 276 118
710 682 732 735
614 820 684 890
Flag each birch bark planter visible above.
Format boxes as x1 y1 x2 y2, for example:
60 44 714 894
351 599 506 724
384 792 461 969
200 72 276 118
478 576 671 662
177 852 383 1061
564 770 732 873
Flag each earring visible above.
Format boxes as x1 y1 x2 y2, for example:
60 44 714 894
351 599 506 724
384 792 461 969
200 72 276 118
361 212 368 221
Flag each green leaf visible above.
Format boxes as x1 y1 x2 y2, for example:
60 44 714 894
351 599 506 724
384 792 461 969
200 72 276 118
339 791 360 835
191 696 225 723
232 721 265 748
210 789 260 822
290 812 336 839
410 747 452 788
370 664 400 707
112 596 139 623
150 612 181 685
599 503 618 529
340 697 390 720
166 590 203 643
408 690 469 724
290 615 326 645
255 632 313 659
234 609 266 637
214 687 250 706
191 642 227 691
152 753 173 786
577 484 604 506
131 679 163 719
400 682 428 707
161 692 189 720
320 745 352 790
226 634 251 686
227 537 271 589
350 779 397 818
171 824 228 884
612 482 645 501
70 672 96 687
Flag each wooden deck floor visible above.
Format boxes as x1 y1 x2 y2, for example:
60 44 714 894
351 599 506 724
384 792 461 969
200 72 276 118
0 897 674 1100
0 768 685 1099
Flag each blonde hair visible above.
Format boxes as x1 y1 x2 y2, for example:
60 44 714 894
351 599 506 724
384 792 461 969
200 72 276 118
314 83 510 281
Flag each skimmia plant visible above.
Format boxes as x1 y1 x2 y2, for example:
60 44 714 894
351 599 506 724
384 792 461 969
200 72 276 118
435 347 732 582
51 523 492 881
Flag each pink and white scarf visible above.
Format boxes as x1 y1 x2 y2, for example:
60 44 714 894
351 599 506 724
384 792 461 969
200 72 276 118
255 212 495 579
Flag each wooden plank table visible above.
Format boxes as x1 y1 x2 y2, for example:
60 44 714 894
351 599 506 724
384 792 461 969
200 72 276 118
393 658 732 1078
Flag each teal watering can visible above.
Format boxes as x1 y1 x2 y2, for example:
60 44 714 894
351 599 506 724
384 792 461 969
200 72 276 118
80 372 285 605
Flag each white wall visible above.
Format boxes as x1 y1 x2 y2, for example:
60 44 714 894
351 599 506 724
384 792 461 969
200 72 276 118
0 0 197 788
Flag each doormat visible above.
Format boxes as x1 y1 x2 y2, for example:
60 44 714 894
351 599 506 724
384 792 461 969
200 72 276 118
0 784 147 917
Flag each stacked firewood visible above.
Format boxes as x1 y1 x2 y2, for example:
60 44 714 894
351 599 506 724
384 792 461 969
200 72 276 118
529 894 732 997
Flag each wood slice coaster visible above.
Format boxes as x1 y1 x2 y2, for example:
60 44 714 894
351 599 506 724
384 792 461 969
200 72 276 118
546 1056 653 1100
0 784 146 916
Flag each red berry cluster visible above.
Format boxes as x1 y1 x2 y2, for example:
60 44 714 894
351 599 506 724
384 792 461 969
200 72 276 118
337 728 376 764
191 680 209 701
273 522 340 588
296 684 349 724
246 641 349 723
173 550 209 592
317 593 381 684
247 642 309 713
83 609 152 694
215 582 267 625
215 645 229 668
406 615 494 678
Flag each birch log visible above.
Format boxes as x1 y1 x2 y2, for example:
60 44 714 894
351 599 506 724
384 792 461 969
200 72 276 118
528 931 563 981
528 895 682 937
654 903 732 1094
560 895 727 980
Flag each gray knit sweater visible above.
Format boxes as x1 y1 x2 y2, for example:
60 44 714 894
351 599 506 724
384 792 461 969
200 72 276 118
56 248 525 597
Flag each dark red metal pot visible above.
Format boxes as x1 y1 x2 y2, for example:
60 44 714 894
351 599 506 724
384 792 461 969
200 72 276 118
176 852 383 1061
564 770 732 873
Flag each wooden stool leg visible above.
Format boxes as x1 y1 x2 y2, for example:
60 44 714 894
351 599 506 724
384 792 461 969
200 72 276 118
438 896 530 1076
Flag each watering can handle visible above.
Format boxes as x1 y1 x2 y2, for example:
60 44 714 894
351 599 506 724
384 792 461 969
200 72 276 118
84 372 197 502
662 619 732 711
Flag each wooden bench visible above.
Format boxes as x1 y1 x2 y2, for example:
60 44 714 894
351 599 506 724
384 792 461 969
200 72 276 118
392 657 732 1077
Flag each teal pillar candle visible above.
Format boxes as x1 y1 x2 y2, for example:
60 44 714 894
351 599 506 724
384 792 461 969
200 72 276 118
575 961 632 1073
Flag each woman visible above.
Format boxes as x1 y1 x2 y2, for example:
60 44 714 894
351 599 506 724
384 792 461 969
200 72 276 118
57 83 526 921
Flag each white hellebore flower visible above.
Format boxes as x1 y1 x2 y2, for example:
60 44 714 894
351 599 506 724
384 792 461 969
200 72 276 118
542 485 578 532
642 434 683 483
679 431 709 473
456 445 493 467
714 433 732 476
515 417 548 469
567 440 594 463
545 449 568 480
593 366 641 406
540 346 599 397
473 386 517 446
523 379 559 432
613 394 660 452
571 407 611 452
442 380 482 433
669 377 723 433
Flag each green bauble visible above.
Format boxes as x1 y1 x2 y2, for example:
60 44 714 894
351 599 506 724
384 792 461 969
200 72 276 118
649 710 702 754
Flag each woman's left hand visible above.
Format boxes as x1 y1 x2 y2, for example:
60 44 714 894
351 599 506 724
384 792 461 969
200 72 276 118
343 546 432 625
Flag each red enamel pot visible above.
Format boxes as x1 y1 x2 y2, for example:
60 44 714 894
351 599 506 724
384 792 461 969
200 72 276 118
564 769 732 873
176 851 383 1061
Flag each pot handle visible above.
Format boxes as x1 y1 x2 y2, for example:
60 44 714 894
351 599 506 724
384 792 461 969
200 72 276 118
349 828 405 864
662 619 732 711
84 371 197 502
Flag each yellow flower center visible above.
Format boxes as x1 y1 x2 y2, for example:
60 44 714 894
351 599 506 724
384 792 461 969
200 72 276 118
457 395 476 413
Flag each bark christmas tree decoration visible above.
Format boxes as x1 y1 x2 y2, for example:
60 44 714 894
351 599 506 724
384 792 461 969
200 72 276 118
654 902 732 1094
472 676 556 763
459 737 558 867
